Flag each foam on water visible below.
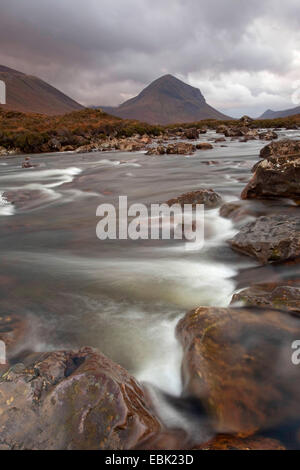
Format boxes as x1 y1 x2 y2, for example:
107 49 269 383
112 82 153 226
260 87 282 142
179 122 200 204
3 250 236 395
0 192 15 216
134 315 183 395
0 167 82 189
98 159 121 166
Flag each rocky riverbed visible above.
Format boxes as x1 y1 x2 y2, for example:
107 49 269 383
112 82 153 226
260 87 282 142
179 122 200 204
0 126 299 449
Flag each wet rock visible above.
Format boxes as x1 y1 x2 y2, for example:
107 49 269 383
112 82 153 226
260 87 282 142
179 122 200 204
118 140 145 152
196 434 285 450
228 215 300 264
260 139 300 159
184 128 199 140
241 130 259 141
166 189 222 209
224 127 245 137
216 125 228 134
196 142 213 150
61 145 76 152
223 127 258 140
259 130 278 141
139 135 152 144
176 306 300 434
146 142 196 155
231 282 300 314
221 199 299 224
75 143 99 154
0 347 161 450
241 153 300 202
215 137 226 143
220 201 254 222
22 157 34 168
3 189 49 210
166 142 196 155
146 146 166 156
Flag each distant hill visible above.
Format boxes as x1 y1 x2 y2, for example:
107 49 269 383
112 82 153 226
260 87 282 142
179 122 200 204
0 65 84 115
100 74 230 124
260 105 300 120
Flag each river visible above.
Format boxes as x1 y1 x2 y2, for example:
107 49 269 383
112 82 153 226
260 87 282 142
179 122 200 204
0 129 299 444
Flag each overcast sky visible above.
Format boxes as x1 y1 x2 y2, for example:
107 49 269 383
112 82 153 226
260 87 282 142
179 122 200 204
0 0 300 117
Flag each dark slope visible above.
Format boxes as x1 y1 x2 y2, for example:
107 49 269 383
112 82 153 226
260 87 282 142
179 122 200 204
101 74 230 124
0 65 84 115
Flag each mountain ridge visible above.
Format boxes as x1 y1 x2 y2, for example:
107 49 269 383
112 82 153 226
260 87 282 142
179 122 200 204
100 74 230 124
0 65 84 115
260 105 300 119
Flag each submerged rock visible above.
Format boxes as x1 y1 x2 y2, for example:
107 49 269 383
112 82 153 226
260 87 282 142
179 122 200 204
231 282 300 314
166 189 222 209
21 157 34 168
3 189 49 210
176 306 300 435
0 347 161 450
196 142 213 150
219 201 257 223
228 215 300 264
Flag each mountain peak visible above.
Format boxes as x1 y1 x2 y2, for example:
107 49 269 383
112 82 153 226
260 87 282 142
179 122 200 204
102 74 229 124
140 74 206 103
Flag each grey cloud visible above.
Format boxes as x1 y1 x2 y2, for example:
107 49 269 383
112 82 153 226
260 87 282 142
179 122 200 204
0 0 299 115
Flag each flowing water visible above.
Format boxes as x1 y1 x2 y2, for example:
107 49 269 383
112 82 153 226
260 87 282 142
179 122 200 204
1 129 300 445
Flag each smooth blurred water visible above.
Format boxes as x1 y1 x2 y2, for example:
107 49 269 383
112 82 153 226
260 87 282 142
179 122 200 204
0 129 299 441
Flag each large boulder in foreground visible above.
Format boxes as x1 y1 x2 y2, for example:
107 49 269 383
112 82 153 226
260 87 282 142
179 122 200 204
242 140 300 202
176 306 300 435
0 347 161 450
228 215 300 264
166 189 222 209
231 282 300 314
